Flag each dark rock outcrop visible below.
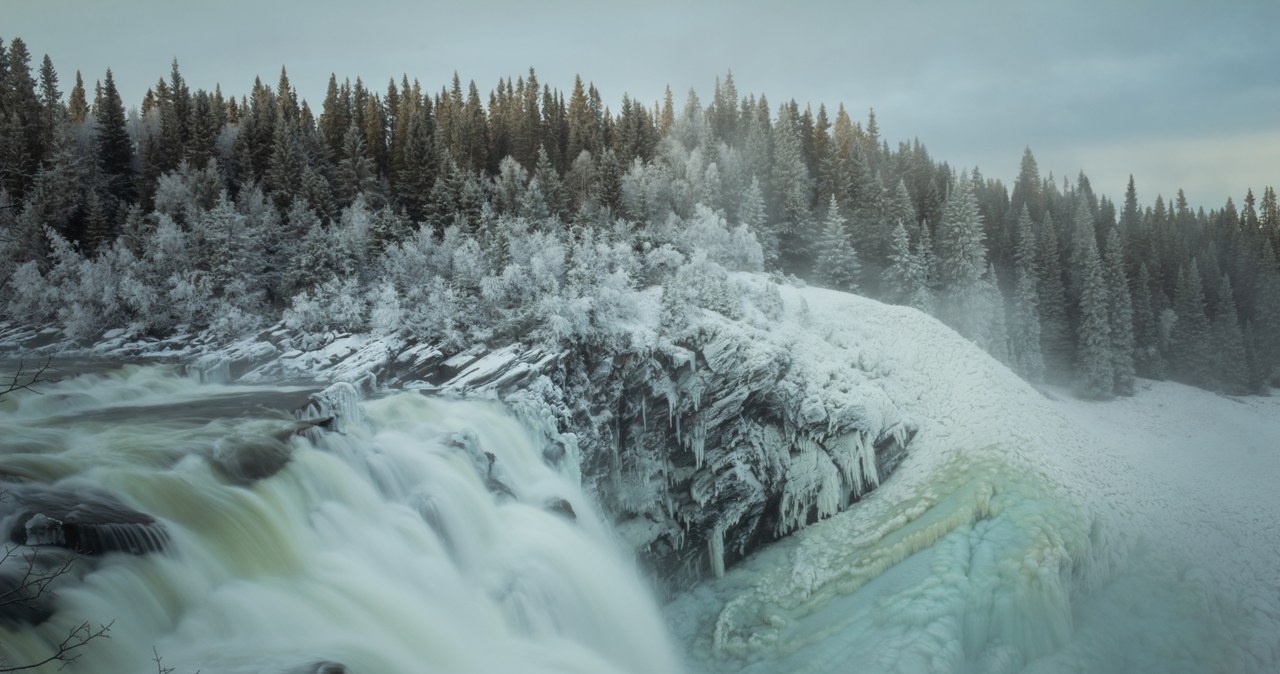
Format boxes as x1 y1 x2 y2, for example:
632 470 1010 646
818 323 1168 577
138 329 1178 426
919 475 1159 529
4 486 168 555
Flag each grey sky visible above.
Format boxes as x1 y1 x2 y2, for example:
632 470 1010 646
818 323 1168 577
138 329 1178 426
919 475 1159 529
4 0 1277 210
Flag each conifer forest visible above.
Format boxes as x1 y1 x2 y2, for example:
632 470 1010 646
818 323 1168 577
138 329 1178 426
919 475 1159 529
2 36 1278 397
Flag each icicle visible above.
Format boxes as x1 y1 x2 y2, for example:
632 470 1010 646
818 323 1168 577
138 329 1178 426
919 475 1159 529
689 416 707 469
708 524 726 578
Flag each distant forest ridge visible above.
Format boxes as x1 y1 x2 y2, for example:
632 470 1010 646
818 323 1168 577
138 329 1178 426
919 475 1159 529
1 35 1278 397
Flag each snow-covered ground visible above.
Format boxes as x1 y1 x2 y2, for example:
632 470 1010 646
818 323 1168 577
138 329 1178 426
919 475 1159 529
667 283 1280 674
1048 379 1280 667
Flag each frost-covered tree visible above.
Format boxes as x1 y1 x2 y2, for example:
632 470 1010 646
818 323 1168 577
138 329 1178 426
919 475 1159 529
1103 226 1135 395
1037 211 1072 380
1008 205 1045 381
1132 262 1164 378
1210 273 1248 394
1170 261 1213 387
978 263 1010 363
935 172 990 342
1074 217 1114 399
813 196 860 291
883 219 931 313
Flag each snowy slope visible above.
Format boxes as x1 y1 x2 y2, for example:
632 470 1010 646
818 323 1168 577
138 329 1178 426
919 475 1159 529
1048 379 1280 669
667 283 1277 674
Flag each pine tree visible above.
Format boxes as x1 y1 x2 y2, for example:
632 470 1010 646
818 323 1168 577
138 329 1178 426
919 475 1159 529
936 172 990 341
771 103 813 275
396 107 437 223
95 68 133 207
1103 226 1136 395
336 123 377 206
883 219 924 306
1170 261 1213 386
740 176 773 267
1210 273 1248 393
1250 241 1280 387
978 264 1011 363
266 117 306 208
1008 205 1045 380
1 37 44 200
1074 218 1114 399
1037 211 1072 379
66 70 89 125
1132 262 1164 378
36 54 61 152
813 196 860 291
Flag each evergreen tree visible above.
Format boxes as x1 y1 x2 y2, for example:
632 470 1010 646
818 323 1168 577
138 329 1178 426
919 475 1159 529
396 107 437 222
67 70 89 125
813 195 860 291
1132 262 1164 378
1170 261 1213 386
95 68 133 207
1 37 43 200
1103 226 1136 395
36 54 61 151
883 219 926 307
935 172 990 341
1008 205 1045 380
1037 211 1072 379
739 176 773 267
978 263 1011 363
1210 273 1248 393
1250 241 1280 387
1074 218 1114 399
771 103 813 275
336 123 377 205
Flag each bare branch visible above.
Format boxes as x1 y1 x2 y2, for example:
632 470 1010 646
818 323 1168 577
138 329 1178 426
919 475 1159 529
1 358 59 399
0 620 113 672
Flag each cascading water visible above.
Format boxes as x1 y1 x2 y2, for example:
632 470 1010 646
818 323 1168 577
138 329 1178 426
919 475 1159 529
0 364 683 674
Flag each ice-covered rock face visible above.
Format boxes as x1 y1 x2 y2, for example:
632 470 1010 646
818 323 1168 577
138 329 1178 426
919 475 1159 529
552 297 917 592
182 276 920 592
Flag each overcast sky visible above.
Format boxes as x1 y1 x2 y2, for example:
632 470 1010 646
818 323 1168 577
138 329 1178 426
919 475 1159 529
5 0 1277 210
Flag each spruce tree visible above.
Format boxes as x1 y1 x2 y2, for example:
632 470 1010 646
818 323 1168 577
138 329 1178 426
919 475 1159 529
979 263 1011 364
1211 273 1248 393
1132 262 1164 378
935 172 989 341
883 219 926 306
1103 226 1136 395
813 195 860 292
336 123 377 206
95 68 133 207
1008 205 1045 381
1170 261 1213 386
1250 241 1280 387
1037 211 1072 379
771 103 813 275
1074 219 1114 399
396 107 437 223
67 70 89 125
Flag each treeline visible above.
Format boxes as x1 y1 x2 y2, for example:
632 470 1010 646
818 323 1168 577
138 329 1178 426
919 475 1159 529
0 35 1277 396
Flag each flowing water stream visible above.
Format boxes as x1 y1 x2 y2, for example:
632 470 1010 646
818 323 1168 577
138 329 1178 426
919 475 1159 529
0 364 681 674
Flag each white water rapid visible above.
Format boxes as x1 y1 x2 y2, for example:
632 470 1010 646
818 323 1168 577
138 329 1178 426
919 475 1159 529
0 364 682 674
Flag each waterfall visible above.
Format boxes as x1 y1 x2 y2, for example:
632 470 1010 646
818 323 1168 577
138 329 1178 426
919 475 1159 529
0 365 682 674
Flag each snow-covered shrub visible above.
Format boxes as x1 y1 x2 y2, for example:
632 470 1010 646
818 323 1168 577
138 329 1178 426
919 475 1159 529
5 261 53 323
642 244 685 286
662 251 743 334
283 276 368 333
368 281 403 336
676 204 764 272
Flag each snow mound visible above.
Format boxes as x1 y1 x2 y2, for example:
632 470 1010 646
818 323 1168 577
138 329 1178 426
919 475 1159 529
668 283 1273 673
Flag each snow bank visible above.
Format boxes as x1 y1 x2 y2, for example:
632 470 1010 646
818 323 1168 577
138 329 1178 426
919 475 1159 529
667 284 1274 673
